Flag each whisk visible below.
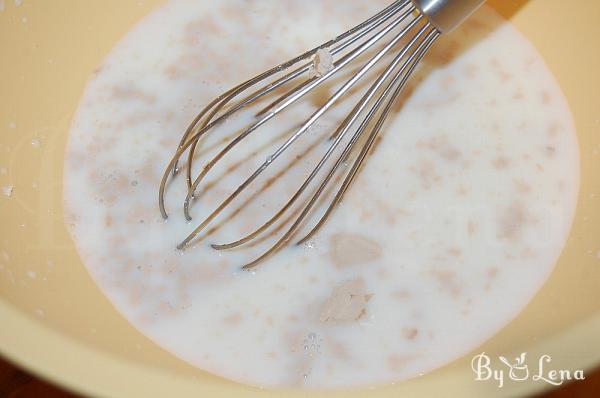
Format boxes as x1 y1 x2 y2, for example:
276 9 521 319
159 0 485 268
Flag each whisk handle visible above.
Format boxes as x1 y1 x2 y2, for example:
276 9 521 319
412 0 486 33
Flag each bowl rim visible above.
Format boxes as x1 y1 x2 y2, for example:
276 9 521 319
2 298 600 397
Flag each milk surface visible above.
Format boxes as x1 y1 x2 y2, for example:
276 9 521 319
64 0 579 389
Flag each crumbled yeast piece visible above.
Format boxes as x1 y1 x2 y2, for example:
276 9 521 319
329 233 383 268
309 48 334 78
319 279 373 323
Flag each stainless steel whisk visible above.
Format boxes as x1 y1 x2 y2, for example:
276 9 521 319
159 0 485 268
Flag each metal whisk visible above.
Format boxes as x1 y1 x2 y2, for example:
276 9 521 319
159 0 485 268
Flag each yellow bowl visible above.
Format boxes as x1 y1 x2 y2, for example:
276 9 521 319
1 1 599 397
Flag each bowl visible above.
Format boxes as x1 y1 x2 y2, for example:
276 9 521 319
1 0 599 397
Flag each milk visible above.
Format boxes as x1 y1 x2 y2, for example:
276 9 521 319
64 0 579 389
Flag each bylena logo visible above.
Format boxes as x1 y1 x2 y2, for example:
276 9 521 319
471 352 585 388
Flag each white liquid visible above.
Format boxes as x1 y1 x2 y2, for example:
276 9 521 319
64 0 579 389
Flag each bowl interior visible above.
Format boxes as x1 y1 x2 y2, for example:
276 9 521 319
0 0 599 397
